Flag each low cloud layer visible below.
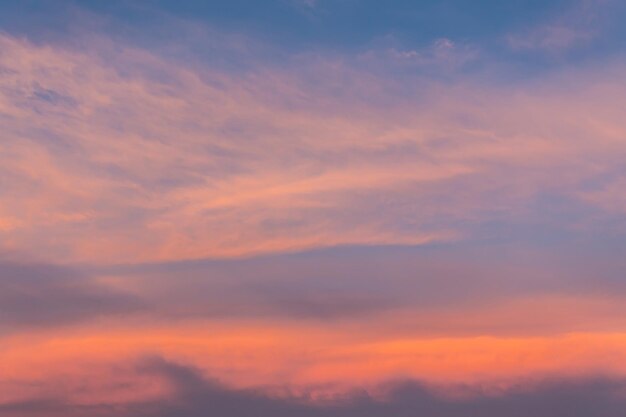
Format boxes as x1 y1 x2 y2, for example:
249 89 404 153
2 357 625 417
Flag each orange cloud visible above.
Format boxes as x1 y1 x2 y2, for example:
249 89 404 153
2 322 626 406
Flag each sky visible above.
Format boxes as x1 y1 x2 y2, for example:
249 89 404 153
1 0 626 416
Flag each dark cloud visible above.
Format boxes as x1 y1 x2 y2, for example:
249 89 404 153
2 240 624 331
0 261 142 329
1 357 624 417
91 240 626 324
30 83 77 107
130 358 626 417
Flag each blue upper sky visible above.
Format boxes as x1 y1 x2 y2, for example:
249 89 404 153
1 0 624 84
0 0 619 49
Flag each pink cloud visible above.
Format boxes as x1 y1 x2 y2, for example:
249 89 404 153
1 31 626 264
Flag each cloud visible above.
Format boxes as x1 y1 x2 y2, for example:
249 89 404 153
2 239 625 333
2 4 626 416
507 24 594 52
0 260 141 330
505 0 617 53
2 27 626 264
2 356 626 417
3 25 626 403
83 239 626 330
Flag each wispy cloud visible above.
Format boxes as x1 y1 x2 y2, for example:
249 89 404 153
2 30 626 264
506 0 615 53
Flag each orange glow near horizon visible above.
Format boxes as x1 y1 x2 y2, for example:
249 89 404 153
3 321 626 405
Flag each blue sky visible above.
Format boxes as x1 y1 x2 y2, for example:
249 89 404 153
1 1 620 55
2 0 624 89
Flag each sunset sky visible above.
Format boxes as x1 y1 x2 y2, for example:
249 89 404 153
2 1 626 416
